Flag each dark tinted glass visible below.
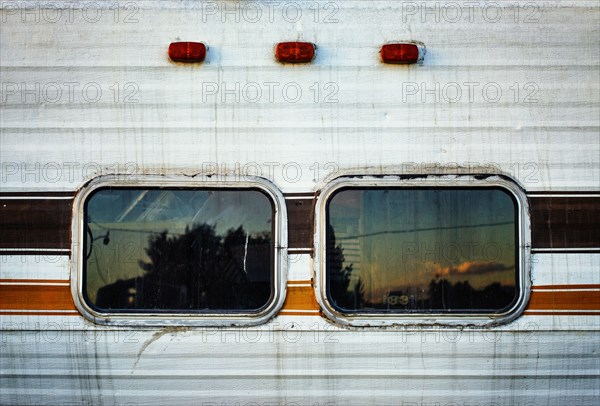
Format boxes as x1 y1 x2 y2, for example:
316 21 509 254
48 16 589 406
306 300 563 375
84 188 274 313
326 188 518 313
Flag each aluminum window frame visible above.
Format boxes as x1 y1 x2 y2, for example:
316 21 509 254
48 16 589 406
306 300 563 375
71 175 288 327
314 174 531 327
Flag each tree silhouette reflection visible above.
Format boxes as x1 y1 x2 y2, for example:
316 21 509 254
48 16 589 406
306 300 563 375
326 224 366 310
94 223 272 312
425 279 515 312
327 226 516 313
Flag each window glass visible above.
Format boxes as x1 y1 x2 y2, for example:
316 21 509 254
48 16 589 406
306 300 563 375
326 188 518 313
84 188 274 313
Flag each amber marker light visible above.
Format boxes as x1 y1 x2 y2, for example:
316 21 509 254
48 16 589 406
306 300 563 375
275 42 316 63
168 42 207 63
380 43 424 64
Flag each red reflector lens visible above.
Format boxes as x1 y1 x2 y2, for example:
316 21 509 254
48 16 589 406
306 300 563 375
380 43 421 64
168 42 207 63
275 42 315 63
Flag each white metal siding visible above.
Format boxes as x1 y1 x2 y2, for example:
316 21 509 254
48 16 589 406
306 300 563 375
1 1 599 404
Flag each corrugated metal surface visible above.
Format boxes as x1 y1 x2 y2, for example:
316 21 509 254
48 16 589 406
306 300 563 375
1 1 599 404
1 1 598 192
1 328 599 404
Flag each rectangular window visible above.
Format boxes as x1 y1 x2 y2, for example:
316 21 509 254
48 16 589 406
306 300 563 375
318 176 529 325
84 188 274 313
72 176 287 326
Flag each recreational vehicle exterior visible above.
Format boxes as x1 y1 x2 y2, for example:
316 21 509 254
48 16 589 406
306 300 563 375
1 1 599 405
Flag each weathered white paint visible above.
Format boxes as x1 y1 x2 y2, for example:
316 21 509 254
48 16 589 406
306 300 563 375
1 1 599 193
0 255 70 280
1 0 599 404
288 253 312 280
1 326 599 404
531 253 600 286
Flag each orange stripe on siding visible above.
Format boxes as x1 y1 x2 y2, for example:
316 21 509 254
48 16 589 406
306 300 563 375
279 283 320 314
0 311 79 316
524 311 600 316
278 284 600 316
2 281 599 316
527 290 600 311
287 280 312 285
0 284 76 311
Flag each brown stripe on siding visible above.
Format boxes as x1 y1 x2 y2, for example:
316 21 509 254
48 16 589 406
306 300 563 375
529 196 600 249
0 250 70 255
285 197 315 250
527 290 600 311
0 284 76 311
0 192 75 198
0 197 73 250
285 192 600 252
1 193 598 252
533 284 600 290
531 249 600 254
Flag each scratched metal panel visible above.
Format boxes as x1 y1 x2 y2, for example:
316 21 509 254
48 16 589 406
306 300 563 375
0 329 599 405
0 1 598 192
